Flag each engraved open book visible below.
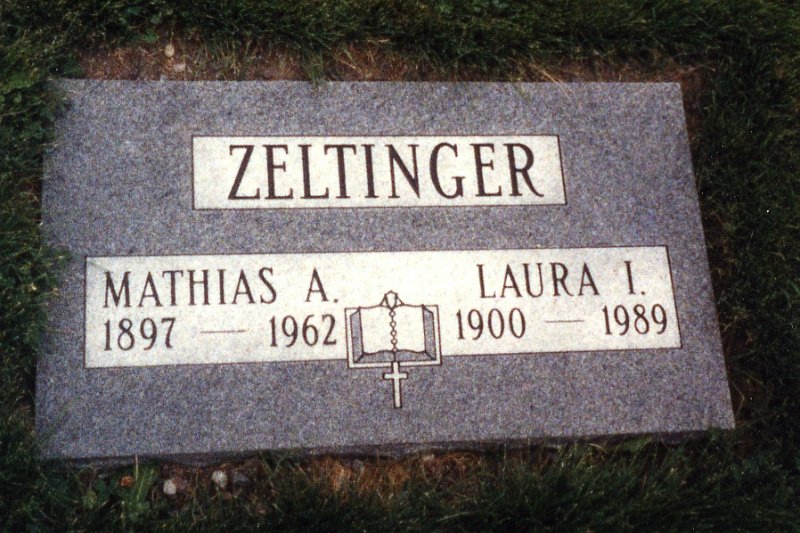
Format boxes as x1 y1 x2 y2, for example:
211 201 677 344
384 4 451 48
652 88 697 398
348 291 440 364
346 291 441 408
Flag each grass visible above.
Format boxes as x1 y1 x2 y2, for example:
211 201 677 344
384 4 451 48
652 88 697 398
1 0 799 529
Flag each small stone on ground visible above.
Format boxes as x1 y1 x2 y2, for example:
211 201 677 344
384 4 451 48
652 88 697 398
212 469 228 489
163 478 177 496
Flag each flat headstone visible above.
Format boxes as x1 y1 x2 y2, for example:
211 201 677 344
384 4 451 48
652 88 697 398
37 81 733 463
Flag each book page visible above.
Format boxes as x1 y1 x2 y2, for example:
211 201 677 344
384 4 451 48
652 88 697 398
359 307 394 354
394 307 426 353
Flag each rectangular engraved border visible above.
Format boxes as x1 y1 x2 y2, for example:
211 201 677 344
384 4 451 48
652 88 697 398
190 134 567 211
82 245 682 369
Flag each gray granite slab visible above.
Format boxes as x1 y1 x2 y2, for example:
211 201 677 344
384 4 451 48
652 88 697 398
37 81 733 464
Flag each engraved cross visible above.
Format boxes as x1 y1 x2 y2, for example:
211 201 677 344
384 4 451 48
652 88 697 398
383 360 408 409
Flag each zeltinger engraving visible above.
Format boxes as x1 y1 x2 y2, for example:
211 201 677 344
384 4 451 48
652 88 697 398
345 291 442 408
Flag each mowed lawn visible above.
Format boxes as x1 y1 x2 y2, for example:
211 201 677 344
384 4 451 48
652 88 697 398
1 1 798 530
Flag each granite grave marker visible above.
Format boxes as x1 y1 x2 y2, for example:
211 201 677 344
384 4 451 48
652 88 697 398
37 81 734 463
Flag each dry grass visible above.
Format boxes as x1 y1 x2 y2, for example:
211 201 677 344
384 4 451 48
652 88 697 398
76 34 708 142
77 33 702 82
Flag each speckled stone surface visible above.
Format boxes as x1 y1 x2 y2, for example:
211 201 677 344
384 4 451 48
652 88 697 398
37 81 734 464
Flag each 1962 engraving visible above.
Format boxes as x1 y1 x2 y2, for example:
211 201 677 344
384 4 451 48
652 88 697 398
192 135 566 209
